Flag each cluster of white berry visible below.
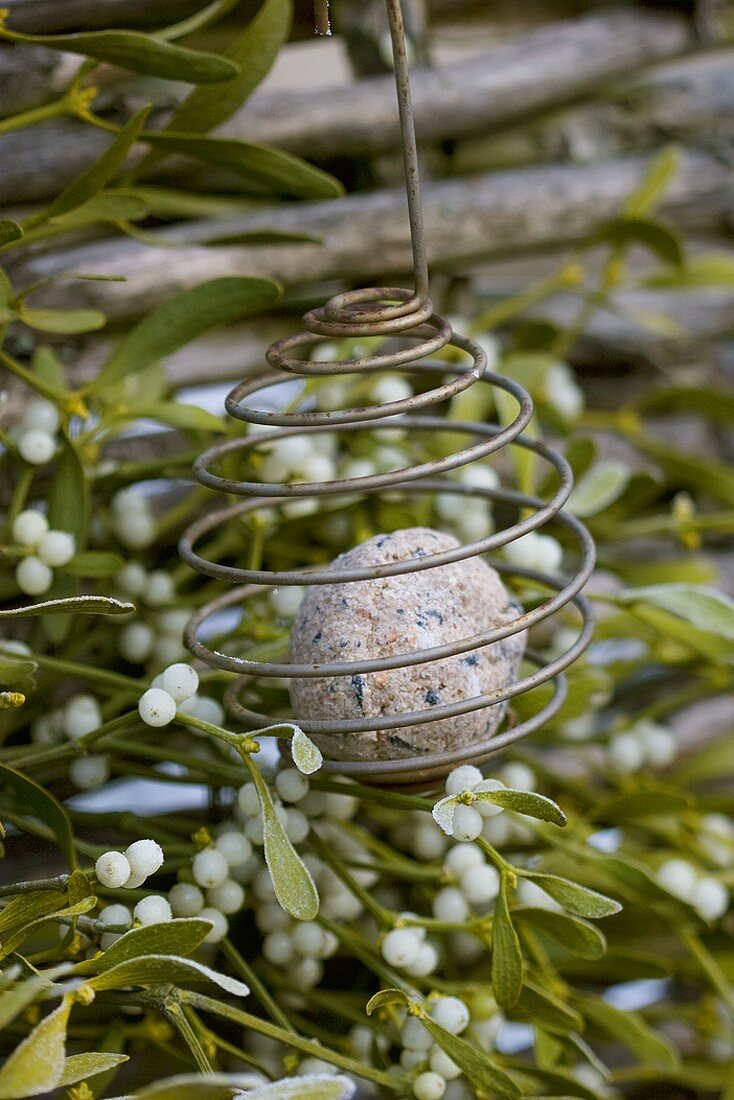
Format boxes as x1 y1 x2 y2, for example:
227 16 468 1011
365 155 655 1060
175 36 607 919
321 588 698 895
380 921 439 978
434 843 500 927
251 431 338 520
95 840 166 944
400 997 471 1099
504 530 564 577
11 509 75 595
31 692 111 790
655 858 729 921
699 813 734 866
393 809 451 863
138 662 201 727
112 488 156 549
262 916 339 989
169 829 255 944
439 764 510 843
116 563 188 667
13 398 59 466
435 464 498 543
607 720 676 774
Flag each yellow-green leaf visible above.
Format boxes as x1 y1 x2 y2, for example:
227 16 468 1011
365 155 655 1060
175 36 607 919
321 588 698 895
92 276 282 389
0 996 71 1098
0 25 239 83
520 873 621 918
492 878 523 1008
58 1053 129 1087
0 596 134 618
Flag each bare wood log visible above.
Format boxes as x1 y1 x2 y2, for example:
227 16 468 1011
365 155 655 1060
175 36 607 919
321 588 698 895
450 49 734 174
3 0 212 32
8 150 730 321
0 44 80 118
0 10 695 206
223 10 693 158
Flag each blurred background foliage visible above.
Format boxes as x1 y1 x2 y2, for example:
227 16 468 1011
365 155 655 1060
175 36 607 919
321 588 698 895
0 1 734 1098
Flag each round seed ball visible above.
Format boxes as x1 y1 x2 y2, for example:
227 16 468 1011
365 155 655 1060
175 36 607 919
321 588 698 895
289 527 525 761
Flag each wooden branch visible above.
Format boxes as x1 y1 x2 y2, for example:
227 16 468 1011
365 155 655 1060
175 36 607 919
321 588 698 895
451 48 734 173
0 9 695 206
8 150 730 322
3 0 212 32
0 44 79 118
224 9 693 158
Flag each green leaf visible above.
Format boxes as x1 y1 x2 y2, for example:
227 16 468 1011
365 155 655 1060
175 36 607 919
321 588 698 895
142 133 343 199
248 1079 356 1099
611 584 734 643
64 551 124 578
586 216 683 267
0 650 37 685
1 897 96 959
109 1074 355 1100
27 107 151 228
75 919 213 974
0 596 134 618
575 996 678 1069
163 0 290 135
31 345 65 389
49 190 149 228
638 434 734 507
567 461 630 517
642 252 734 289
88 954 250 996
0 889 66 934
0 996 71 1098
58 1053 129 1088
18 308 106 334
365 988 409 1015
0 969 68 1031
506 1060 603 1100
515 907 607 960
0 220 22 246
595 788 690 822
291 726 323 775
492 877 523 1008
0 763 76 868
92 276 281 389
251 764 319 921
1 26 239 83
202 228 322 246
516 981 584 1036
130 401 226 433
0 268 11 307
421 1014 521 1098
520 873 621 919
474 788 567 827
48 436 88 545
624 145 680 217
157 0 242 40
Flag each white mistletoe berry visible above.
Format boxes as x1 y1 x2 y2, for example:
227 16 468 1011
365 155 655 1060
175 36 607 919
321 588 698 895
37 530 75 567
125 839 164 880
138 687 177 727
11 509 48 547
95 850 132 889
192 848 229 889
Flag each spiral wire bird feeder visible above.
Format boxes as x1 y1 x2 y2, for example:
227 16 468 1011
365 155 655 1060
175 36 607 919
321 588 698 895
180 0 596 788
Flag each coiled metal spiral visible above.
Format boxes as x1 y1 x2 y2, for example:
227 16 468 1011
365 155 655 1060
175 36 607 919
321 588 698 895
180 0 595 788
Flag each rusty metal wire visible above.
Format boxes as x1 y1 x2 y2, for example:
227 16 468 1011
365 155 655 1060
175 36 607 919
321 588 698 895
180 0 595 788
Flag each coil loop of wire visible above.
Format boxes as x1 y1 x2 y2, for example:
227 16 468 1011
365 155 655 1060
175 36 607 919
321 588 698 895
180 285 596 789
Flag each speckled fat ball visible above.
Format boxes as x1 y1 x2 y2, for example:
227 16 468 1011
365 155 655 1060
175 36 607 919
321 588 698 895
288 527 525 761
